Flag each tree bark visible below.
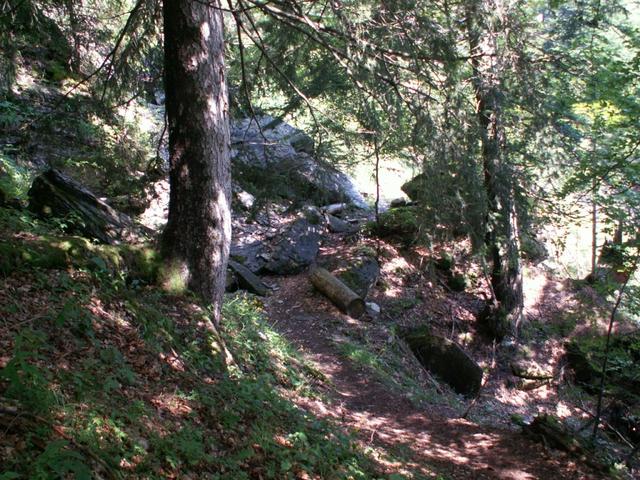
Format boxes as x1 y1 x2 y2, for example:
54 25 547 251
466 1 523 339
161 0 231 324
64 0 82 73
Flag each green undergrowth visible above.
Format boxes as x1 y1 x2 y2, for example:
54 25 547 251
0 207 159 283
0 213 395 479
0 234 159 281
2 54 159 202
566 332 640 402
367 207 420 240
0 154 33 202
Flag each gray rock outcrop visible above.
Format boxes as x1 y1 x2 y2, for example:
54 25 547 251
231 116 368 209
263 218 323 275
338 256 379 299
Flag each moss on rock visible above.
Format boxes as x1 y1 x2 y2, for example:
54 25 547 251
369 206 419 239
0 235 159 282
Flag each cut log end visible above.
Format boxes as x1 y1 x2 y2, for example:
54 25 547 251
346 298 366 319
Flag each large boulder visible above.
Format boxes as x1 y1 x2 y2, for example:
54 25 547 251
520 233 549 264
400 327 483 397
230 240 268 274
400 173 428 202
231 116 368 209
325 214 358 234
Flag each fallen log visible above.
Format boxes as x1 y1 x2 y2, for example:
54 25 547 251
28 168 140 244
309 266 366 319
321 203 347 216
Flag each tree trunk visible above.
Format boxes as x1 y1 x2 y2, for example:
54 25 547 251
591 182 598 277
466 1 523 339
161 0 231 324
64 0 82 73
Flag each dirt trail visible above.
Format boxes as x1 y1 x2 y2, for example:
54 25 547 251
264 275 606 480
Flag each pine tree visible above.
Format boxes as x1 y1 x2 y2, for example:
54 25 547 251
161 0 231 324
465 0 523 338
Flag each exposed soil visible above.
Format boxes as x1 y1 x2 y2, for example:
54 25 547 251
263 236 615 480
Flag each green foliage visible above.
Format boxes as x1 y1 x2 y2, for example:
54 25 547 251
0 329 56 415
0 256 385 479
447 274 468 292
154 424 208 468
545 0 640 245
567 331 640 401
30 441 92 480
620 284 640 321
0 224 159 283
0 101 29 130
435 253 455 272
369 207 420 239
0 154 32 201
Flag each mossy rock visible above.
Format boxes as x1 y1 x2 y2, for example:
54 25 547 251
0 236 159 282
400 326 483 397
370 206 419 238
566 332 640 399
400 173 428 202
338 256 379 299
523 414 585 455
520 234 548 264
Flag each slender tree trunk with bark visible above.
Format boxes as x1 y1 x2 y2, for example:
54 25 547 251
591 180 598 277
64 0 82 73
466 0 523 339
161 0 231 324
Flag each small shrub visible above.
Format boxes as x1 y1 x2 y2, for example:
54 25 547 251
435 252 454 271
0 329 56 415
0 154 32 200
448 273 468 292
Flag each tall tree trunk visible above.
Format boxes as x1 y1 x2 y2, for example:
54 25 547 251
161 0 231 324
466 0 523 339
64 0 82 73
591 180 598 277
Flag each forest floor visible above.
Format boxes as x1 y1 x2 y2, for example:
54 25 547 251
2 44 637 479
262 232 626 480
1 196 635 479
